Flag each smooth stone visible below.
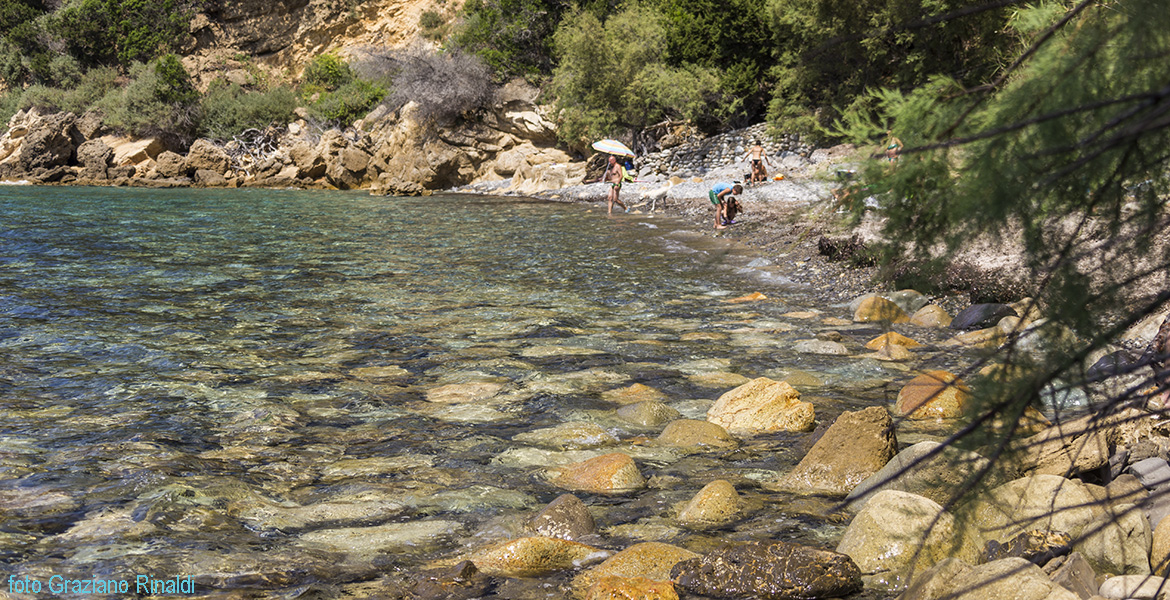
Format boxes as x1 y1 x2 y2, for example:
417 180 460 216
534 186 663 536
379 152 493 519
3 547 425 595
573 542 699 598
707 377 815 435
792 339 850 355
773 406 897 496
865 331 922 350
853 296 910 323
1047 553 1099 600
836 490 976 591
520 345 606 358
1098 574 1169 599
894 370 971 419
513 422 619 450
958 475 1100 551
944 326 1006 348
298 520 461 554
1130 458 1170 489
670 541 862 600
910 304 953 328
1152 509 1170 575
984 530 1071 565
466 536 611 577
617 401 681 427
677 480 739 525
601 383 669 405
551 453 645 494
859 344 915 361
530 494 596 541
1074 503 1150 577
846 441 1007 512
724 292 767 303
951 303 1019 330
656 419 737 450
586 575 678 600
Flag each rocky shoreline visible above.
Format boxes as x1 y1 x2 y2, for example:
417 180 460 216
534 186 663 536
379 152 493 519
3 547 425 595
9 100 1170 600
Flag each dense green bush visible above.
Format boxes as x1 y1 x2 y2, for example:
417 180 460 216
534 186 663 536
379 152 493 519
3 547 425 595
50 0 199 67
302 53 353 93
97 56 199 144
549 3 722 149
451 0 567 79
200 80 298 139
16 66 119 113
0 87 21 126
308 79 385 127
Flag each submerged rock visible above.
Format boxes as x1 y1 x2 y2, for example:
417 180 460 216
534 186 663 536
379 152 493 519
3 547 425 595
297 520 462 555
656 419 737 450
602 383 669 405
670 541 862 600
586 575 679 600
514 422 619 450
617 401 681 426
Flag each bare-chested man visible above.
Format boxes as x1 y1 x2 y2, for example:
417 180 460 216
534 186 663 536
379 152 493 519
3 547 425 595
599 155 628 215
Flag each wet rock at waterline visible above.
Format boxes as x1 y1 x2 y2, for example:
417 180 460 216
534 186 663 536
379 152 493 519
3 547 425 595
773 406 896 496
464 535 611 577
852 296 910 324
529 494 596 541
707 377 815 434
602 383 669 405
297 520 462 555
670 541 863 600
865 331 921 351
549 453 646 494
910 304 953 328
573 542 699 598
894 370 971 419
677 479 739 525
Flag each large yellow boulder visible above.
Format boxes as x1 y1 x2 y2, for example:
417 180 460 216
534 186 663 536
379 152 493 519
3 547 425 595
707 378 815 434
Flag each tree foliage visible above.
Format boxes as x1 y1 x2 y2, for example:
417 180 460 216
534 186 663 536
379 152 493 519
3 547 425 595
549 3 721 149
200 80 298 140
451 0 569 79
767 0 1016 134
838 0 1170 454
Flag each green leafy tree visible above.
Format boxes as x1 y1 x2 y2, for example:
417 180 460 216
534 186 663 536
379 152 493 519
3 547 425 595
51 0 198 68
652 0 773 124
767 0 1015 134
549 2 721 149
837 0 1170 469
451 0 569 79
97 55 200 145
302 53 354 93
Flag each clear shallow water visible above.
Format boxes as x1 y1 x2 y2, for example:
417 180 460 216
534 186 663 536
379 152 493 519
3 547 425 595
0 186 919 597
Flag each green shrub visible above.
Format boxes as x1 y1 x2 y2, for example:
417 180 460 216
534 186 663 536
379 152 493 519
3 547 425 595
50 0 200 68
451 0 565 79
302 53 353 93
308 78 385 127
418 10 447 41
200 80 298 139
0 87 23 128
97 58 199 144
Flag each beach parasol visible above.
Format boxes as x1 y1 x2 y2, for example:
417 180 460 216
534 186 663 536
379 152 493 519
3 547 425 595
591 139 635 158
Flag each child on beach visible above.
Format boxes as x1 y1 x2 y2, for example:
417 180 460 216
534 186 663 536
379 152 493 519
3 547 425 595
709 182 743 230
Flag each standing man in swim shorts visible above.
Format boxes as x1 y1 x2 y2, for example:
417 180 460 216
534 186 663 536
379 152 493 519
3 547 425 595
599 155 629 215
744 141 772 184
709 182 742 230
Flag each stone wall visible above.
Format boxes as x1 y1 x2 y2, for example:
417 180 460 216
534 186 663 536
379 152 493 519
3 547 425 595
636 123 813 179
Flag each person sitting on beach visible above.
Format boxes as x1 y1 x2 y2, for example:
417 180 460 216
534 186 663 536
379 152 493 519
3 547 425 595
596 155 629 215
709 182 743 230
744 142 772 184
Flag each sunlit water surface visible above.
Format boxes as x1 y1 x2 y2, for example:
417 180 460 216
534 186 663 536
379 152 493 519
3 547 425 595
0 186 930 598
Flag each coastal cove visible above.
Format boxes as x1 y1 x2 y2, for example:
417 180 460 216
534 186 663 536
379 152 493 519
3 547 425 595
0 185 978 598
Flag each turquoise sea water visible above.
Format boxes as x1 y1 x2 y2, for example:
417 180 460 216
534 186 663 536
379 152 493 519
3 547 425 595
0 186 908 597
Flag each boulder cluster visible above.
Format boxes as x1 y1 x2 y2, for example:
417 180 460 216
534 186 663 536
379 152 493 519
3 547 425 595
0 88 584 195
404 289 1170 600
